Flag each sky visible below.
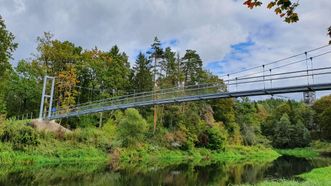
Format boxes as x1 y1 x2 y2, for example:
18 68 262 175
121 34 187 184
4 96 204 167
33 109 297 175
1 0 331 99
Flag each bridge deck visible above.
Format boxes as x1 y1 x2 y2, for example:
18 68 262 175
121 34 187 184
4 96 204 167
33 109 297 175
50 83 331 119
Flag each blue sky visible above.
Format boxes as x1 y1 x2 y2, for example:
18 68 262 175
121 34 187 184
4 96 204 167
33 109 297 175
206 38 255 75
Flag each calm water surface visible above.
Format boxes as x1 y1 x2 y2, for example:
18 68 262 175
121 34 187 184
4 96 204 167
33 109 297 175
0 156 330 186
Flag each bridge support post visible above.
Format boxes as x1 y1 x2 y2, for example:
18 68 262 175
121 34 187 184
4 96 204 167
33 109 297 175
39 76 55 119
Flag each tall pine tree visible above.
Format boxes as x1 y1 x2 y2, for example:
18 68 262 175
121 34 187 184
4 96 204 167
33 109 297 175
181 49 204 85
133 52 153 92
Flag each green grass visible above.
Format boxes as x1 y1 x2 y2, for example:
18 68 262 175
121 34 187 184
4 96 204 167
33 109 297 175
275 141 331 158
241 180 329 186
299 166 331 182
276 148 319 158
240 166 331 186
0 142 108 164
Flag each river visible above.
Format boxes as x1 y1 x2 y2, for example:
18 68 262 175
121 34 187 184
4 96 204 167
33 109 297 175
0 155 330 186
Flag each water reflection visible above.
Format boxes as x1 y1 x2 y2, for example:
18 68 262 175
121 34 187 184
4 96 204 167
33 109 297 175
0 156 330 186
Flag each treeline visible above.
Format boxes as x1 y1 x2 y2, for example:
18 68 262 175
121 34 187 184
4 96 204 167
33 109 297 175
0 16 330 151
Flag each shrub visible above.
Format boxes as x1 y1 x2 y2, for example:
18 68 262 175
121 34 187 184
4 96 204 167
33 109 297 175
164 129 190 150
197 126 227 151
102 118 117 139
117 108 147 147
68 127 111 150
1 122 39 150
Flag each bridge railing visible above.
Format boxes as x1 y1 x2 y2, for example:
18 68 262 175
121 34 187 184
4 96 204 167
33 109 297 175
51 83 227 118
50 66 331 119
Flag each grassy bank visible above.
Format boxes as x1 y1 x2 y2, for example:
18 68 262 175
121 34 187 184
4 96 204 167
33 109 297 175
276 148 319 158
0 120 109 164
276 141 331 158
0 119 280 166
241 166 331 186
0 141 108 164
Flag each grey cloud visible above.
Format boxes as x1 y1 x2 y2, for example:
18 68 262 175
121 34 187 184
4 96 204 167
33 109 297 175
1 0 330 74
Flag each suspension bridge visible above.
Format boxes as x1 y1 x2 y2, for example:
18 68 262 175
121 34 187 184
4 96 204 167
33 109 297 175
38 44 331 120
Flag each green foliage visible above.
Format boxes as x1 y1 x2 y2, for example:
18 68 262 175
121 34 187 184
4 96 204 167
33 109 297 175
204 126 227 150
132 52 153 92
235 98 261 146
212 99 236 124
0 15 18 78
67 127 111 150
312 95 331 140
4 60 43 117
262 101 312 148
118 108 148 147
0 15 18 115
226 122 243 145
0 122 39 150
181 49 204 85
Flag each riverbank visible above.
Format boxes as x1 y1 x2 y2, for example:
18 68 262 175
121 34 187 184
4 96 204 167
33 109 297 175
0 119 328 167
0 142 107 164
0 119 279 165
276 141 331 158
242 166 331 186
0 142 279 166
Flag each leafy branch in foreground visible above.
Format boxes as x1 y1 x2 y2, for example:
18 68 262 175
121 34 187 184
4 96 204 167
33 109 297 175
243 0 299 23
243 0 331 44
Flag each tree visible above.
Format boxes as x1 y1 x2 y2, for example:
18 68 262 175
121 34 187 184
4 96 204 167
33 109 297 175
147 37 164 133
0 16 17 78
105 46 131 92
181 50 204 85
132 52 153 92
0 15 18 115
36 33 83 110
235 98 261 146
147 37 164 85
57 65 79 111
262 102 311 148
212 98 242 145
36 32 82 75
161 47 178 87
272 113 292 148
5 60 44 117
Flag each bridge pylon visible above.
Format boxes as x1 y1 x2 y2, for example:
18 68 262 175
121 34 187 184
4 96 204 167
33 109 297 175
39 76 55 119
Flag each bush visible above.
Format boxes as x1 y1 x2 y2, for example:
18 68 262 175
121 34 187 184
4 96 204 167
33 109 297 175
1 122 39 150
117 108 148 147
164 129 190 150
206 126 227 150
67 127 111 150
197 126 227 151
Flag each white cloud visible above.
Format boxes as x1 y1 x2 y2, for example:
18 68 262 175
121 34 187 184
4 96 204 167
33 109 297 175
1 0 331 99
